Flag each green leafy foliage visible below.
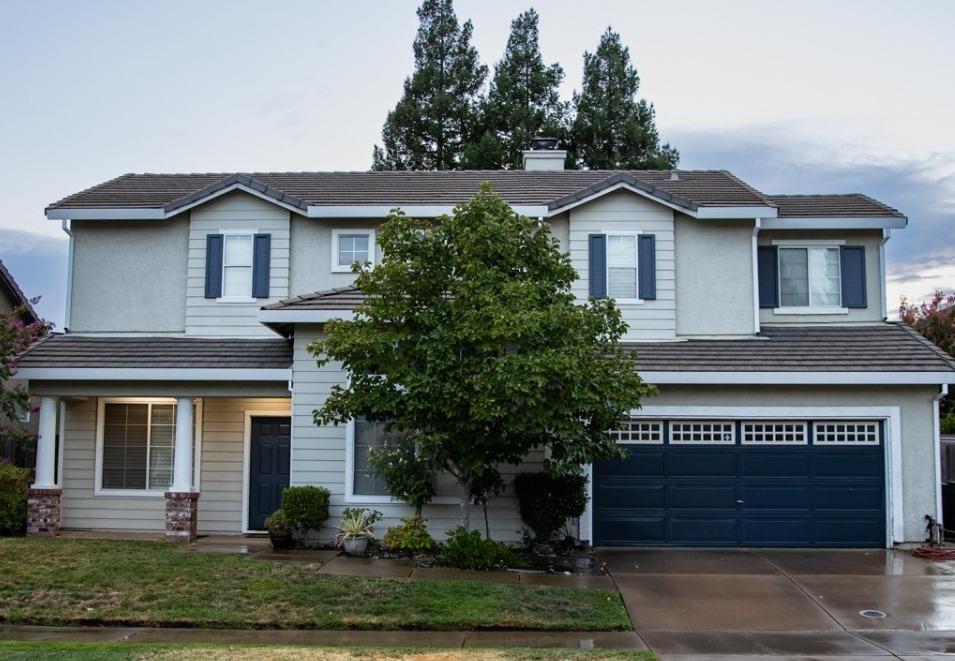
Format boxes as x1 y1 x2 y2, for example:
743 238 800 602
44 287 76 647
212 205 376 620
514 472 589 543
0 303 51 460
372 0 487 170
264 509 290 536
310 185 652 531
335 508 383 546
0 462 30 533
900 291 955 429
367 440 437 516
436 526 518 570
281 486 330 534
383 515 436 552
570 28 678 169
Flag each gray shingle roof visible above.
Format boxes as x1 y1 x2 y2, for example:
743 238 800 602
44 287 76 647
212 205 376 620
767 194 905 218
0 259 38 323
630 324 955 372
19 335 292 369
264 286 365 311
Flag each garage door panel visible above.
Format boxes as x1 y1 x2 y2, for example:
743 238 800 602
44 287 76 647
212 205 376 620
669 484 738 509
814 485 884 510
595 453 664 477
741 484 812 509
597 482 665 508
812 452 882 477
815 517 885 546
668 516 738 544
597 516 666 544
742 517 813 545
668 452 737 477
741 453 811 477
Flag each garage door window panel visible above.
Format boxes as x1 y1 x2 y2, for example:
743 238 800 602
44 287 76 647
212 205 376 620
742 421 808 445
611 419 663 444
669 421 735 444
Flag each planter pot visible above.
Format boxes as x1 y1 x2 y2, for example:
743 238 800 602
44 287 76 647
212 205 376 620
269 532 294 550
342 537 368 556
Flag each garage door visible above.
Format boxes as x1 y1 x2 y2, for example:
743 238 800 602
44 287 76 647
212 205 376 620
593 418 886 547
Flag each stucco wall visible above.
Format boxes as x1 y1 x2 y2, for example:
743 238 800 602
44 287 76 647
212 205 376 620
69 218 188 333
289 217 384 295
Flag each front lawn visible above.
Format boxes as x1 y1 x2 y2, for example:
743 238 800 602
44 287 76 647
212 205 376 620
0 539 629 631
0 642 655 661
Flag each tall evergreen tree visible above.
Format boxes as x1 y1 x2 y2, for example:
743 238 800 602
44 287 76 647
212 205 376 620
372 0 487 171
570 28 678 170
463 9 568 170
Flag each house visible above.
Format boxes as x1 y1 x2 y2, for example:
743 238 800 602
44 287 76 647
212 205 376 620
18 143 955 547
0 258 40 466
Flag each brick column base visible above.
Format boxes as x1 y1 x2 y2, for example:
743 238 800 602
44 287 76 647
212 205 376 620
165 491 199 542
27 488 62 537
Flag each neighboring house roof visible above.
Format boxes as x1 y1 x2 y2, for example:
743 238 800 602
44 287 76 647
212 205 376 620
765 194 905 219
0 259 38 323
18 335 292 369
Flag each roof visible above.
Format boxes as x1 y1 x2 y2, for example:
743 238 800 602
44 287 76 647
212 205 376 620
630 324 955 373
264 286 366 311
0 259 38 323
18 335 292 370
766 194 905 219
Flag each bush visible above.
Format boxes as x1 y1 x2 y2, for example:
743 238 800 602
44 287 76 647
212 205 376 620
281 486 330 534
265 509 290 536
0 461 30 534
367 441 436 515
335 507 382 547
436 526 517 570
513 472 589 543
384 515 435 552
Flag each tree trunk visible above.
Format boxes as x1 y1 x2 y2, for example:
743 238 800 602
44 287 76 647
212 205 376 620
483 500 490 540
458 479 471 531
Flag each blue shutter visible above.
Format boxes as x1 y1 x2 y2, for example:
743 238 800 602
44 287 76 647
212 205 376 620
840 245 867 308
589 234 607 298
638 234 656 300
757 246 778 309
204 234 224 299
252 234 271 298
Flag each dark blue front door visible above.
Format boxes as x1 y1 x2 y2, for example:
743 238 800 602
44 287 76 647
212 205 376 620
248 416 291 531
594 419 886 547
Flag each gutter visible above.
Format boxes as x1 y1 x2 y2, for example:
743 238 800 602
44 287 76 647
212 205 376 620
62 220 74 331
880 229 891 320
751 218 761 334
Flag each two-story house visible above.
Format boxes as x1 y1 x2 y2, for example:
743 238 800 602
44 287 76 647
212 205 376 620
19 143 955 547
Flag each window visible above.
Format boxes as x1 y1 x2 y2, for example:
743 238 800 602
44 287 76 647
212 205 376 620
352 418 398 496
813 421 880 445
222 234 253 298
13 401 30 423
607 234 638 300
741 421 807 445
778 246 841 308
670 420 735 444
97 400 200 495
611 419 663 444
332 229 377 272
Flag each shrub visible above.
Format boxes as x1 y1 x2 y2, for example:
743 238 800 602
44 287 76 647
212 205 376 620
0 461 30 534
384 515 435 552
436 526 517 570
335 508 382 547
513 472 589 543
265 509 290 536
367 441 436 516
281 486 330 534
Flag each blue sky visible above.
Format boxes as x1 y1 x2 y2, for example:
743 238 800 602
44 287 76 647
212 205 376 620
2 0 953 328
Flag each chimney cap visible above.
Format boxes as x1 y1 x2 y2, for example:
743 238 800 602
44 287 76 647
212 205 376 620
530 136 559 151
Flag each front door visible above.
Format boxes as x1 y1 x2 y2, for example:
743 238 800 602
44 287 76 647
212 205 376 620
248 416 291 531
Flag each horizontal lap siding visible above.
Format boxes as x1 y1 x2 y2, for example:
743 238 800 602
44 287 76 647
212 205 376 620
292 327 543 542
185 192 291 337
569 191 676 341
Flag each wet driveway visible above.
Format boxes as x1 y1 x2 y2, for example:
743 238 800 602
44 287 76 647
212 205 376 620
597 547 955 658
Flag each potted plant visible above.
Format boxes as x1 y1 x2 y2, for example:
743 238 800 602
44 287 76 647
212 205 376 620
335 508 382 556
265 509 293 549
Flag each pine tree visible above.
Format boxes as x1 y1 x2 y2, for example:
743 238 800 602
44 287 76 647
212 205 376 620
570 28 678 170
372 0 487 171
463 9 568 170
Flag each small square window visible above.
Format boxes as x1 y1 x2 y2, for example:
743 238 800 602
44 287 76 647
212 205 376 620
332 229 377 272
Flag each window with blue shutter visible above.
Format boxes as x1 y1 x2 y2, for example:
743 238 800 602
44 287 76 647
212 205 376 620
204 234 224 299
840 245 867 308
252 234 271 298
757 246 778 308
638 234 656 300
588 234 607 298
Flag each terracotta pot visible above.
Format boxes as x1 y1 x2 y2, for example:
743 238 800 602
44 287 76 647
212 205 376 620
342 537 368 556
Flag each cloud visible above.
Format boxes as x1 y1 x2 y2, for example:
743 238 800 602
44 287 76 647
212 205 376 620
0 229 68 328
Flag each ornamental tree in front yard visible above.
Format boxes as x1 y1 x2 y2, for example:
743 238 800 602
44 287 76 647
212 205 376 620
310 184 652 532
0 302 51 458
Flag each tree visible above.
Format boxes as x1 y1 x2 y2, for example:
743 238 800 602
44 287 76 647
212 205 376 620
310 184 653 532
900 290 955 433
0 302 51 459
371 0 487 171
570 28 679 170
462 9 568 170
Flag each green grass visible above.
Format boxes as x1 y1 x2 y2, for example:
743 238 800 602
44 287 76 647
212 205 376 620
0 642 655 661
0 539 629 631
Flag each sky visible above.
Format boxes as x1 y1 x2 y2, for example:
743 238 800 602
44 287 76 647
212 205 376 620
2 0 953 328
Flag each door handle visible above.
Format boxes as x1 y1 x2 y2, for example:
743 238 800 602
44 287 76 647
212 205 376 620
736 499 744 504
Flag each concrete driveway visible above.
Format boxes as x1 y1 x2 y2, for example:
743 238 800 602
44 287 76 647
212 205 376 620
598 547 955 659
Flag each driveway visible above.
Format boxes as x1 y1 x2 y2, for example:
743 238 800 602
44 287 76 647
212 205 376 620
598 547 955 659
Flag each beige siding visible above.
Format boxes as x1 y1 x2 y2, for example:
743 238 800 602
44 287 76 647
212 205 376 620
569 190 676 341
758 229 885 324
186 192 291 336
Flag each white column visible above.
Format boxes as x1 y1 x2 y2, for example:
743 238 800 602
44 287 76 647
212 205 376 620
170 397 194 493
33 396 59 489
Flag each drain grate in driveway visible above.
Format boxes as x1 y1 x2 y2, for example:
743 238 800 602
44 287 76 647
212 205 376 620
859 609 887 619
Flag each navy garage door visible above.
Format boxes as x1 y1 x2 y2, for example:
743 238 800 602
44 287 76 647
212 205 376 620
594 419 886 547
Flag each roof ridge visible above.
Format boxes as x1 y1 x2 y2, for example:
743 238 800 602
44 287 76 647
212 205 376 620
895 322 955 369
716 169 775 206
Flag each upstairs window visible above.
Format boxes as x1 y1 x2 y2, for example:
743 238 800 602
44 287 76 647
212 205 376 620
332 229 377 272
222 234 254 298
778 246 841 308
607 234 638 300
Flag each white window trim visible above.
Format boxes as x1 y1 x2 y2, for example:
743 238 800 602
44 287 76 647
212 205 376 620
604 230 644 305
94 397 203 498
344 418 458 505
331 228 377 273
241 409 292 533
668 420 737 444
812 420 881 446
741 420 809 445
774 241 844 313
611 419 664 445
217 229 257 303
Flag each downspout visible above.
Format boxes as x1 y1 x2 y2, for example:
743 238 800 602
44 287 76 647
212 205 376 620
61 220 74 332
933 383 948 525
880 229 891 320
751 218 761 334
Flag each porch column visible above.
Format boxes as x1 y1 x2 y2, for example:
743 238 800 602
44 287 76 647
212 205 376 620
28 396 61 537
165 397 199 542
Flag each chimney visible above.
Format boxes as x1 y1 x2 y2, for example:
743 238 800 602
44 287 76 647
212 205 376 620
522 137 566 171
